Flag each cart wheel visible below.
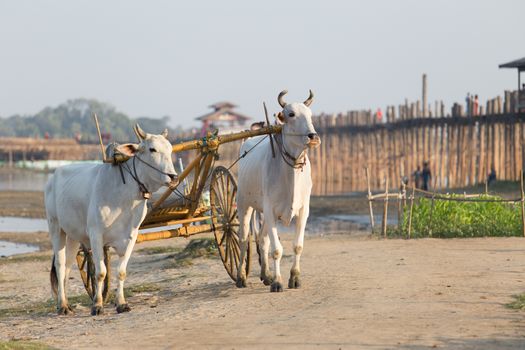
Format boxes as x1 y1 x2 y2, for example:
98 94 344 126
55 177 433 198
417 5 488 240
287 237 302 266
210 166 250 281
250 210 263 266
76 245 111 303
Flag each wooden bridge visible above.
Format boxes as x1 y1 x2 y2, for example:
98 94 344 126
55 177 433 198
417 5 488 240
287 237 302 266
0 138 99 165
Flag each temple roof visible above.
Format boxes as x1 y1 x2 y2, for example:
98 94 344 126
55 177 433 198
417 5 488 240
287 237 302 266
499 57 525 70
196 101 251 123
208 101 238 110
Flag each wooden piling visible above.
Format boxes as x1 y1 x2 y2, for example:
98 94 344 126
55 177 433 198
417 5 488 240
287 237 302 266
407 186 416 239
521 170 525 238
382 177 389 238
365 167 375 232
427 179 438 237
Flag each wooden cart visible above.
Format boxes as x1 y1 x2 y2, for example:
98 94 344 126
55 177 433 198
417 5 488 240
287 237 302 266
77 124 282 301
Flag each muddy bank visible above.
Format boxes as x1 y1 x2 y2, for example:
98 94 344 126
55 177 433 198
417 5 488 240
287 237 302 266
0 191 45 219
0 190 372 220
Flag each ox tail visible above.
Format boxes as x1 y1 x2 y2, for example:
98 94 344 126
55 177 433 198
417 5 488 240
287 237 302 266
50 254 58 299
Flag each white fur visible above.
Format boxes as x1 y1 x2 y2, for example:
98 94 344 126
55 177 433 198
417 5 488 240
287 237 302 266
236 101 320 291
45 130 176 314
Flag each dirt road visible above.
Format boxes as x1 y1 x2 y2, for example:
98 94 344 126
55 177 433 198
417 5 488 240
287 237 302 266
1 234 524 349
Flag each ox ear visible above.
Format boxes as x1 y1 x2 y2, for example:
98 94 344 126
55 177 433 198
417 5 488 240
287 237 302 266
133 124 147 141
161 128 169 139
118 143 140 157
275 112 286 124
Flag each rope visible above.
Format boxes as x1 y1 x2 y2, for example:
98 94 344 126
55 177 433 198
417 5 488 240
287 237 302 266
226 135 269 171
273 133 306 170
370 186 521 203
119 157 150 196
135 154 175 177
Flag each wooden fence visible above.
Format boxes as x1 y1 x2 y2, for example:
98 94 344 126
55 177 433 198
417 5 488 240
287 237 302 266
175 86 525 195
310 113 525 194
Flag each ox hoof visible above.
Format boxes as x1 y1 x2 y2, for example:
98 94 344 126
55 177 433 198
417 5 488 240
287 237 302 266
57 305 74 316
91 305 104 316
270 281 283 293
236 277 247 288
260 275 273 286
116 303 131 314
288 275 301 289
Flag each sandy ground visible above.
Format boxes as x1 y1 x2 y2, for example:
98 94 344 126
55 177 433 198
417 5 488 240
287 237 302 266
1 188 525 349
0 234 524 349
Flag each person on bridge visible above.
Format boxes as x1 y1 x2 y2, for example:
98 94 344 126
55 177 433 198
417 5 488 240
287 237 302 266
473 95 479 116
422 162 432 191
412 166 422 189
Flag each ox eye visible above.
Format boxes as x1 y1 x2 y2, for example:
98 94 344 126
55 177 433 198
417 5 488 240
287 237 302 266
149 148 157 153
288 112 295 117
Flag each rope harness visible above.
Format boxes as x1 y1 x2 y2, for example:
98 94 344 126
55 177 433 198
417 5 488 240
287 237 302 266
274 133 307 170
118 154 175 199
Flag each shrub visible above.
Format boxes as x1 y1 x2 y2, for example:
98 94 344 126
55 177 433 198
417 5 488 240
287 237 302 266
395 194 522 238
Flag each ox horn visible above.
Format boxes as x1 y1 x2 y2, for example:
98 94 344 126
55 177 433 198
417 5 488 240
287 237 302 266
161 128 168 139
278 90 288 108
133 123 147 140
303 89 314 107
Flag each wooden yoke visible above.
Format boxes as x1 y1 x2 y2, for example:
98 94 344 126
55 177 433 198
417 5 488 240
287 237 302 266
171 125 282 153
150 124 282 212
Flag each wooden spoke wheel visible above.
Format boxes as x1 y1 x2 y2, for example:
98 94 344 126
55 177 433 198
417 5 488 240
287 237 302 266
210 166 250 281
76 245 111 303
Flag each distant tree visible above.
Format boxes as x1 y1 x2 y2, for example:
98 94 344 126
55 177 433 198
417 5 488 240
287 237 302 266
0 99 174 143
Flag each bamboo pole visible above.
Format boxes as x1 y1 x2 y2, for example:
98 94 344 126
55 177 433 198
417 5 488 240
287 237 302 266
382 176 389 238
407 185 415 239
92 113 111 163
398 184 404 231
427 179 438 237
150 154 202 211
365 167 375 231
520 170 525 236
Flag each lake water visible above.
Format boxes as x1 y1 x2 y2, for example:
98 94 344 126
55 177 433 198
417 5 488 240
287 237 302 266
0 240 38 257
0 171 51 191
0 216 48 256
0 170 383 256
0 216 48 232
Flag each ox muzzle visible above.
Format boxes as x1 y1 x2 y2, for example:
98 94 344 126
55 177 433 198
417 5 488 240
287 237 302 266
307 133 321 148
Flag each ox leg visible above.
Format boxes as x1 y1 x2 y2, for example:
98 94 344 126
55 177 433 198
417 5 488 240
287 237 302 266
115 234 137 313
90 235 107 316
62 236 79 312
265 211 283 292
50 225 72 315
236 206 253 288
289 206 308 289
258 221 273 286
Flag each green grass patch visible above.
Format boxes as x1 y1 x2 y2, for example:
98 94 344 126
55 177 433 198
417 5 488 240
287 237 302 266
126 283 161 294
136 246 182 255
0 340 55 350
0 254 51 266
163 238 218 269
387 194 522 238
507 293 525 310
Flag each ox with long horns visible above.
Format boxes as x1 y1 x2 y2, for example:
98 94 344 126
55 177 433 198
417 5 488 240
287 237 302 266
236 90 321 292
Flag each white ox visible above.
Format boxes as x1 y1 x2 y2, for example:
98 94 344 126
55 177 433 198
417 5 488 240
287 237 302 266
236 90 321 292
45 125 176 315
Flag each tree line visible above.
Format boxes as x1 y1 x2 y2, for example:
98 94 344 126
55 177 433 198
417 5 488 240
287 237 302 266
0 98 179 143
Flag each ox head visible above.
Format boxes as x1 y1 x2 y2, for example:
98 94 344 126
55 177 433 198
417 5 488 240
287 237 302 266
131 124 177 187
276 90 321 149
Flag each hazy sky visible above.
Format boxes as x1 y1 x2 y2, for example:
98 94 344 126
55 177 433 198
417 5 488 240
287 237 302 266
0 0 523 127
